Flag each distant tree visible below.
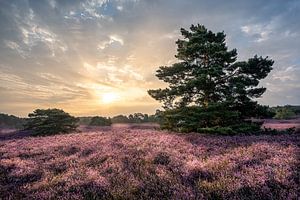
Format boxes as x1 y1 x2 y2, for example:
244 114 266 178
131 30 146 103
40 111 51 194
128 114 135 122
78 117 93 125
112 113 159 124
111 115 130 123
24 108 79 136
148 24 274 134
133 113 145 123
274 107 296 119
89 116 112 126
0 113 26 129
144 114 149 122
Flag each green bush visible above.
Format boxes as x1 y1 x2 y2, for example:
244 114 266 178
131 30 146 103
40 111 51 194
24 108 78 136
274 107 296 119
89 116 112 126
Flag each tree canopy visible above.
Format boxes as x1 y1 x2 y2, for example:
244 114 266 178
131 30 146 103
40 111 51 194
24 108 78 136
89 116 112 126
148 24 274 134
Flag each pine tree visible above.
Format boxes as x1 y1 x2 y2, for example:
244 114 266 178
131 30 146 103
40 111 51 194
24 108 79 136
148 24 274 134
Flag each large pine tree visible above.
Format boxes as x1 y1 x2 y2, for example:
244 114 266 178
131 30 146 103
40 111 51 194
148 24 274 134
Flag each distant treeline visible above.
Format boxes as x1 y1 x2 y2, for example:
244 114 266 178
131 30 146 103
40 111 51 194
0 112 161 129
0 113 26 129
78 112 161 126
270 105 300 119
1 106 299 129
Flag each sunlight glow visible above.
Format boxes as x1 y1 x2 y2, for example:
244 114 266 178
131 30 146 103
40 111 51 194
101 92 119 104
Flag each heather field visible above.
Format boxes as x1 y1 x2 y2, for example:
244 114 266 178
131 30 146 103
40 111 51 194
1 127 300 200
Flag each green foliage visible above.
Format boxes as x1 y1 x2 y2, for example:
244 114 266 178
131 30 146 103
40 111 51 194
160 104 239 132
89 116 112 126
159 105 261 134
274 108 295 119
128 113 147 123
24 108 79 136
111 112 161 124
111 115 130 123
0 113 25 129
254 105 275 119
272 106 297 119
229 122 262 134
273 105 300 115
148 24 274 134
79 113 161 125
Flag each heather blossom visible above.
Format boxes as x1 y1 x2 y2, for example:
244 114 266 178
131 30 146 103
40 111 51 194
0 127 299 199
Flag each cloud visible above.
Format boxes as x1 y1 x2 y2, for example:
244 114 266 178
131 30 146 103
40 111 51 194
16 9 68 57
97 34 124 50
83 60 143 86
241 24 272 42
4 40 28 58
271 65 299 81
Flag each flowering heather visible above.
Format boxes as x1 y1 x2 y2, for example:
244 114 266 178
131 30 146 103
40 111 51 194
0 127 300 199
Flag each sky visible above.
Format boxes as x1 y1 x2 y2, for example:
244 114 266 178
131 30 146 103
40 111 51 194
0 0 300 117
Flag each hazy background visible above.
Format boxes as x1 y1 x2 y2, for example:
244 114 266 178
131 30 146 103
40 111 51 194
0 0 299 117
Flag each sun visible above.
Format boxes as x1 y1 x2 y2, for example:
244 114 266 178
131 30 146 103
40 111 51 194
101 92 119 104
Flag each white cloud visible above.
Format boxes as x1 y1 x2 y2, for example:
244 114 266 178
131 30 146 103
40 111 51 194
83 61 143 86
4 40 27 58
97 35 124 50
272 65 299 81
49 0 56 9
13 8 68 57
241 24 272 42
109 35 124 45
117 5 123 11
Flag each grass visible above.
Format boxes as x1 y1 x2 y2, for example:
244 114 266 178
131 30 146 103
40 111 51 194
0 128 299 199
